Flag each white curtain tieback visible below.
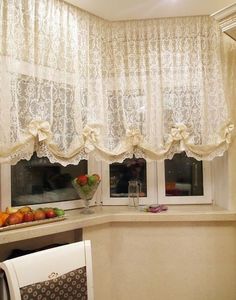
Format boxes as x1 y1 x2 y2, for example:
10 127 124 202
83 125 100 152
28 120 51 142
126 128 143 146
224 123 234 144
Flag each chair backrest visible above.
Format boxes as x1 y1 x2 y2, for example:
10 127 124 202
0 240 94 300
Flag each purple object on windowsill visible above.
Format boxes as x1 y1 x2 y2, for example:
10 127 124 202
146 204 168 213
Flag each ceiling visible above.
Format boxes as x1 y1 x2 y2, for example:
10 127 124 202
65 0 235 21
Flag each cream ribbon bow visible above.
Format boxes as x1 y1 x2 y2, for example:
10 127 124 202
126 128 143 146
170 123 189 141
28 120 51 142
168 123 190 151
224 123 234 144
83 125 100 153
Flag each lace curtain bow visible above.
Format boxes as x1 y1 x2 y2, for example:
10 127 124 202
28 121 51 142
83 125 100 153
167 124 190 152
126 129 143 146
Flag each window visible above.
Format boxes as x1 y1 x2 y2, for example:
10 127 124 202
0 154 95 210
110 158 147 197
102 152 212 206
0 152 212 210
102 157 157 206
157 152 212 204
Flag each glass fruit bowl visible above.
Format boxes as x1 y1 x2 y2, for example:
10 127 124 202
72 175 100 214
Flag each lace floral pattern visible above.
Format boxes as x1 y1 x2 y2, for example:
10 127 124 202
0 0 235 165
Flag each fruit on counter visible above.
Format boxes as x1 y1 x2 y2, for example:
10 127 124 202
44 208 57 219
92 174 100 182
22 211 34 222
0 206 65 227
88 175 98 186
54 208 65 217
0 212 9 227
5 212 23 225
73 173 101 201
81 185 91 194
14 212 24 223
6 206 18 214
75 174 100 187
76 175 88 186
33 209 46 220
18 206 32 214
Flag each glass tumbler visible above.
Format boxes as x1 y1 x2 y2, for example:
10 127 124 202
128 180 140 208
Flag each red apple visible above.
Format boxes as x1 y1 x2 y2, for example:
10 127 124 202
22 212 34 222
5 213 22 225
34 209 46 221
76 175 88 186
45 209 56 219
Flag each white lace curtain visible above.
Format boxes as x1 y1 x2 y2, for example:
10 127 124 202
0 0 235 165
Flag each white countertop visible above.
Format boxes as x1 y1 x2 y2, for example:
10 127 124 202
1 205 236 245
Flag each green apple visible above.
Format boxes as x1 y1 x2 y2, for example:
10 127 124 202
54 208 65 217
88 175 97 186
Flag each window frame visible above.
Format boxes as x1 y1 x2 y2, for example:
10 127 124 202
0 158 100 211
101 161 157 206
157 160 212 205
0 156 213 211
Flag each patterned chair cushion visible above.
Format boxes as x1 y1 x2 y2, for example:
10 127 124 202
20 266 87 300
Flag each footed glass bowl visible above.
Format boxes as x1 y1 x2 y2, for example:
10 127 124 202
72 179 100 214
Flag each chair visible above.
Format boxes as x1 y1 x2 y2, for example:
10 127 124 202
0 240 94 300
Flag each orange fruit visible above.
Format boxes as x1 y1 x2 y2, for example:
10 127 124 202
0 213 10 226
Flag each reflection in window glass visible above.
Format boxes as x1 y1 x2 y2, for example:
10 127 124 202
110 158 147 198
165 152 203 196
11 153 87 206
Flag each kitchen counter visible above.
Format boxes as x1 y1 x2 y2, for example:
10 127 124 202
1 205 236 245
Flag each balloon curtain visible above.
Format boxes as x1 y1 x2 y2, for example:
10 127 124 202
0 0 235 165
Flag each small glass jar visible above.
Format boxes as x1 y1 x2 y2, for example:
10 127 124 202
128 180 141 208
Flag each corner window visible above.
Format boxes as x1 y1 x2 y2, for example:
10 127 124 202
157 152 212 204
0 152 212 210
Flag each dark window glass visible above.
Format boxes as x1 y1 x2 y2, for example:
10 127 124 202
11 153 87 206
110 158 147 198
165 152 203 196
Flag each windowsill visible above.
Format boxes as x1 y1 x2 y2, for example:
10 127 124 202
0 205 236 245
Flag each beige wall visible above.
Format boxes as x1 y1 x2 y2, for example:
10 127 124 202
83 224 112 300
84 221 236 300
227 35 236 210
228 139 236 210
